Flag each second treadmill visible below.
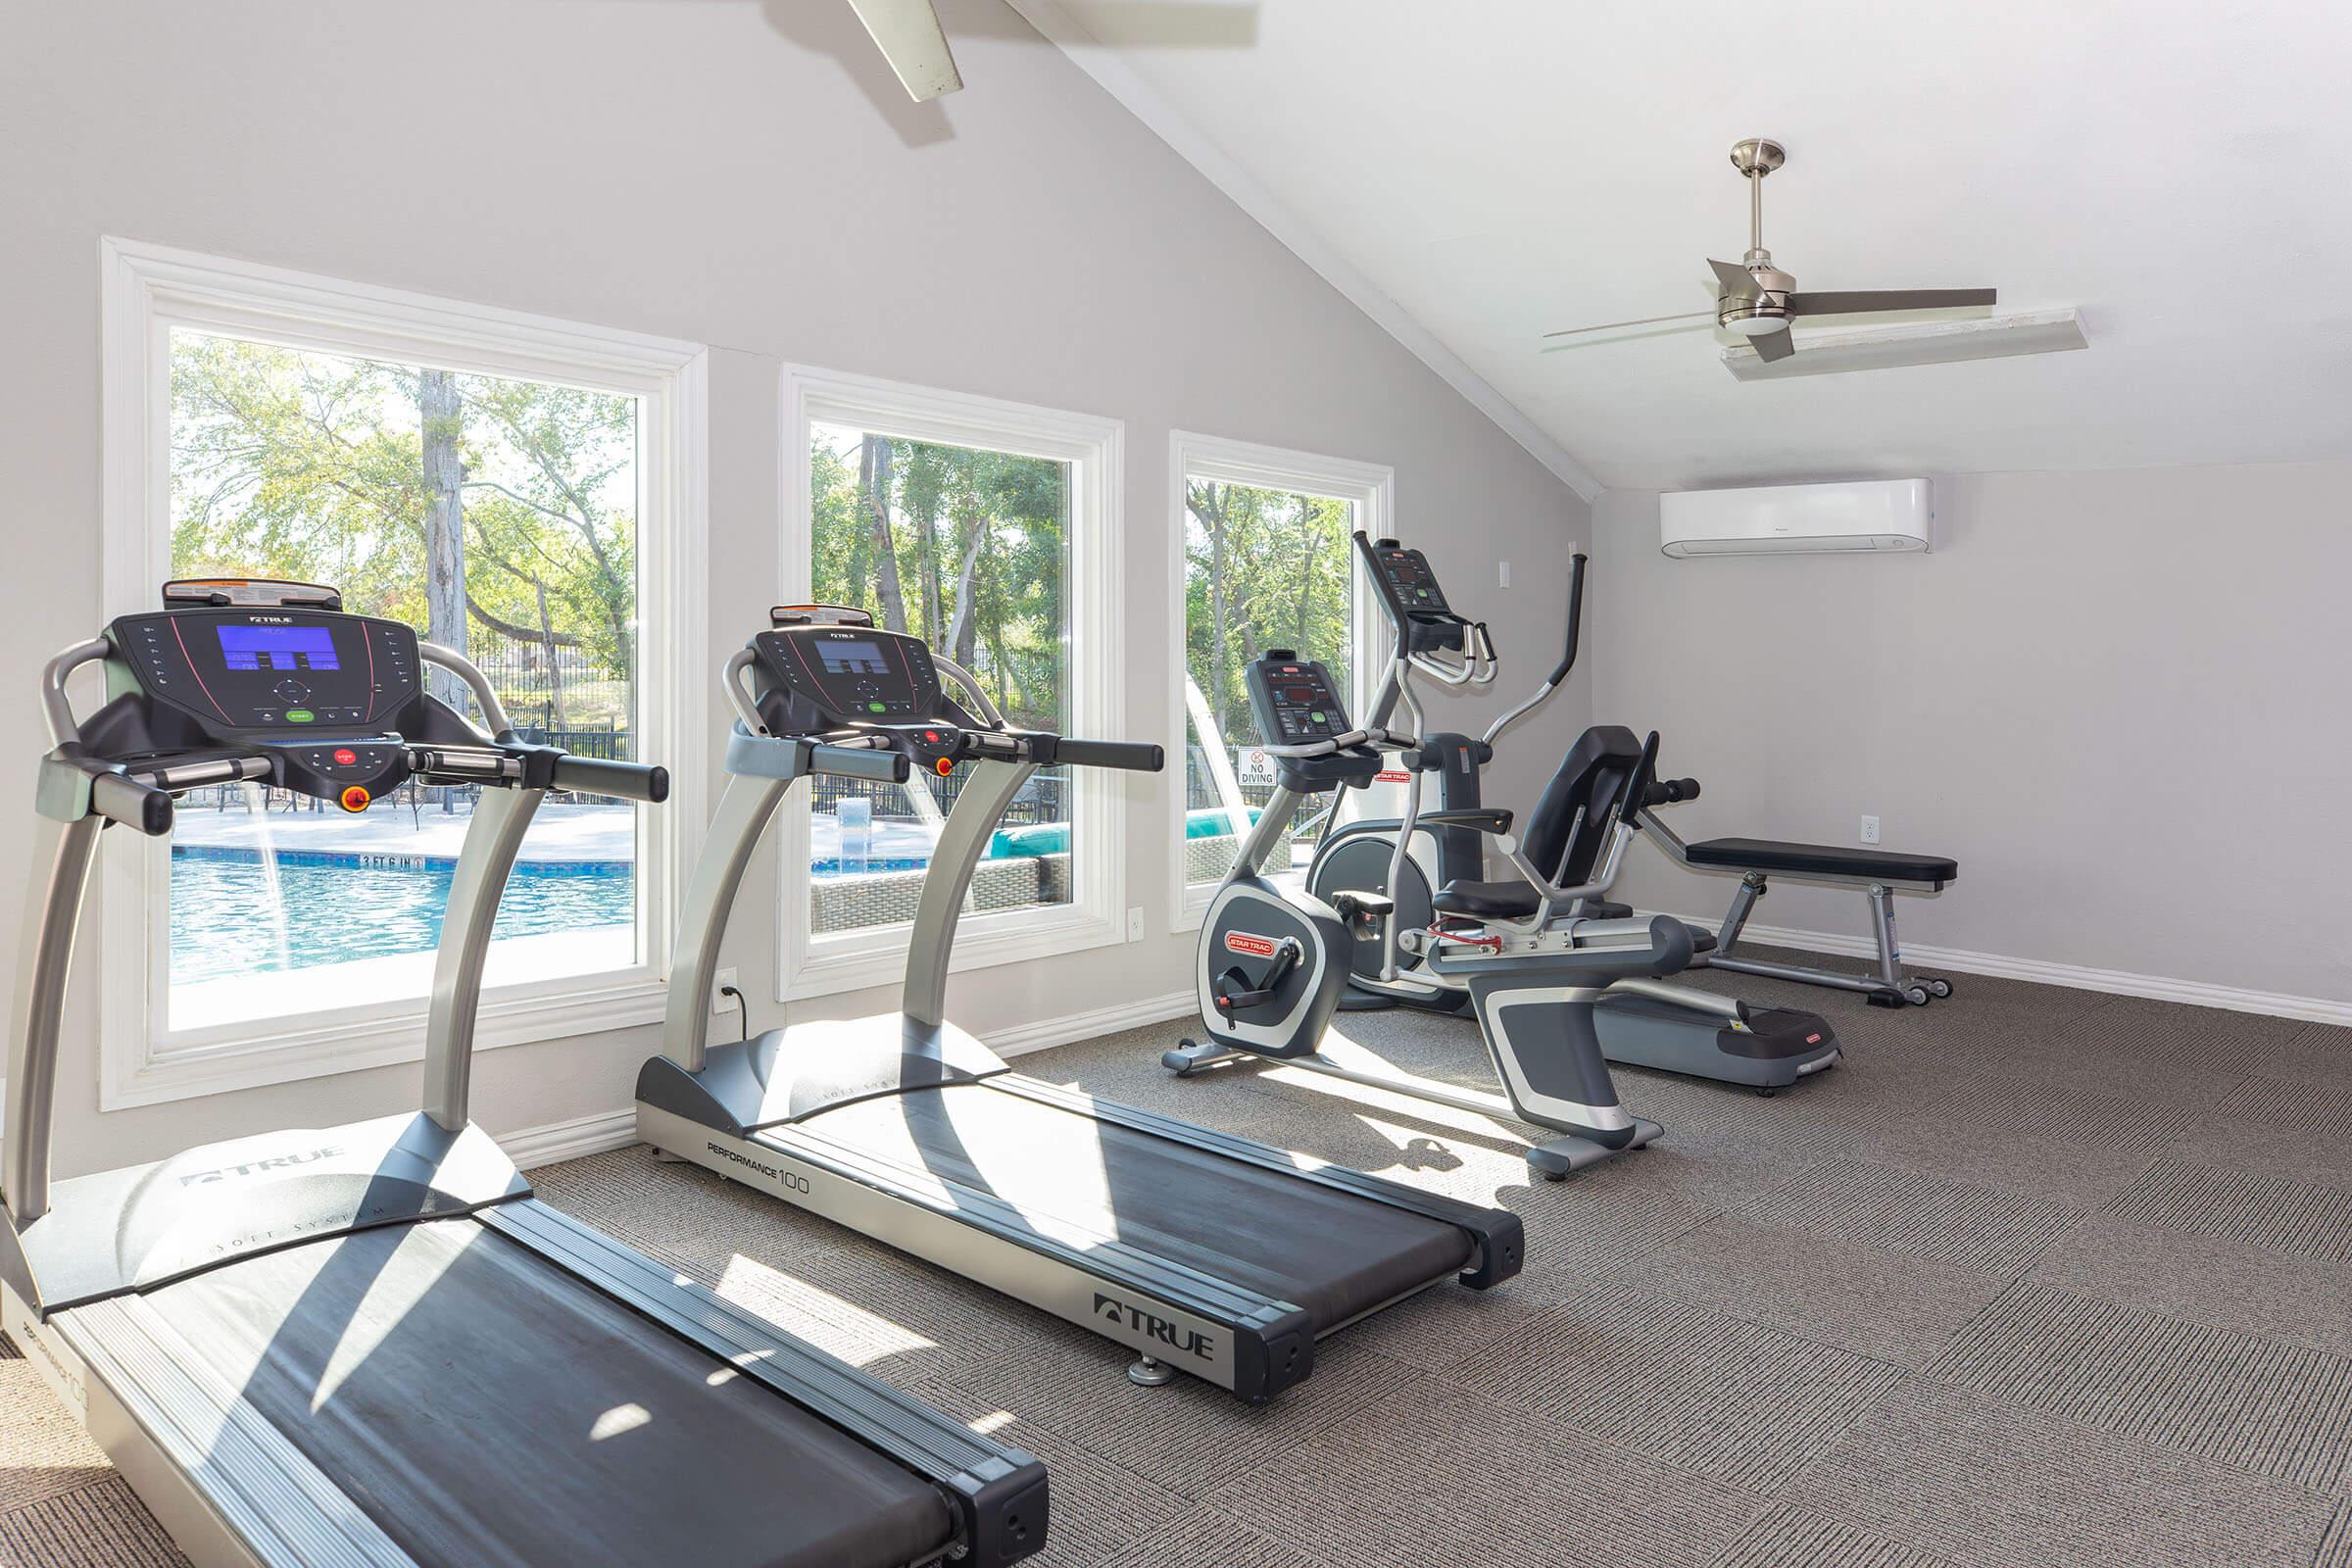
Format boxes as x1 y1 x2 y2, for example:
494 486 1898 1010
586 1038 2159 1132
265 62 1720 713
637 609 1523 1402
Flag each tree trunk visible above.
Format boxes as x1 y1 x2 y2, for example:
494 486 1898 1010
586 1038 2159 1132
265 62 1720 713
418 370 469 710
534 575 566 729
1192 483 1234 735
914 498 942 647
858 435 909 633
944 508 987 667
1294 501 1319 649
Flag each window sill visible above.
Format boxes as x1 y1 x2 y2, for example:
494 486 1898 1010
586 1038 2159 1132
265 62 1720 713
104 970 666 1110
782 906 1124 1003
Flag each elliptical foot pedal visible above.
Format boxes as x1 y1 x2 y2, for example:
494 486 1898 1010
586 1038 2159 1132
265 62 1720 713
1128 1355 1176 1389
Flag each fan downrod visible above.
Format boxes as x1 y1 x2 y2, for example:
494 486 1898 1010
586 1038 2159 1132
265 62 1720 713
1730 138 1786 179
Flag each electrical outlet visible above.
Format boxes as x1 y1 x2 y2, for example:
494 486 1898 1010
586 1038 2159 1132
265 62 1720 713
1860 815 1881 845
710 965 740 1015
1498 560 1512 589
1127 906 1145 941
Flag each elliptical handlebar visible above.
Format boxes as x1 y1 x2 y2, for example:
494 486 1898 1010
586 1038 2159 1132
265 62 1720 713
1478 548 1587 750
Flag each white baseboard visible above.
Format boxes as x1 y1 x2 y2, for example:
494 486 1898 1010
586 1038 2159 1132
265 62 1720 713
987 988 1195 1060
1653 909 2352 1028
501 1106 640 1171
496 988 1198 1171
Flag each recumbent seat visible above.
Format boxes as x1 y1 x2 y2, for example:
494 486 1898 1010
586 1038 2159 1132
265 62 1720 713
1429 722 1717 955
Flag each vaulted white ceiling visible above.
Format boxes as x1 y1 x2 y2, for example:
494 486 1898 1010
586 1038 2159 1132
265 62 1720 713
1033 0 2352 491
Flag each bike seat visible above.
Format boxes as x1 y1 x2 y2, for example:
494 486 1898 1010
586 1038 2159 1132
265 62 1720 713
1430 880 1543 919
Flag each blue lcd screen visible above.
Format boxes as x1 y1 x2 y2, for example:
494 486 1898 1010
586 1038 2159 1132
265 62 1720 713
217 623 340 672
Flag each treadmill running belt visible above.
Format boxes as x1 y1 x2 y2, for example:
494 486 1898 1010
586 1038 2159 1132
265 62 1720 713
803 1084 1475 1329
146 1216 954 1568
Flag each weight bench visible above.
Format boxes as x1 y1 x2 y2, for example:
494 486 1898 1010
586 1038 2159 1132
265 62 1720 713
1634 813 1958 1008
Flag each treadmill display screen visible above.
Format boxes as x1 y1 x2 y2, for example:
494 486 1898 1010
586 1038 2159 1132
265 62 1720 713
217 623 341 671
754 625 944 723
815 639 890 676
109 608 420 732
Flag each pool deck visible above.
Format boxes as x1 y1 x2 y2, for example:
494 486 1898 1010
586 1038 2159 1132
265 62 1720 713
172 800 635 864
170 799 943 867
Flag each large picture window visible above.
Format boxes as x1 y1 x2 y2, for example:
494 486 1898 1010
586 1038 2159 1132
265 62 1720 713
101 240 705 1106
781 369 1124 998
1169 433 1392 926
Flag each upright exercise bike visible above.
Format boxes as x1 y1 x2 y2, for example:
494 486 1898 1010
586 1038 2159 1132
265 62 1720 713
1303 535 1840 1091
1165 648 1706 1177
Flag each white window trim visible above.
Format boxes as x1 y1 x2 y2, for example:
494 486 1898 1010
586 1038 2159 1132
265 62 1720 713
777 365 1127 1001
1167 430 1394 932
96 236 708 1109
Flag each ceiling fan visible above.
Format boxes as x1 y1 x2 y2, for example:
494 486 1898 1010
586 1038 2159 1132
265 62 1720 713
1544 139 1998 366
844 0 1257 103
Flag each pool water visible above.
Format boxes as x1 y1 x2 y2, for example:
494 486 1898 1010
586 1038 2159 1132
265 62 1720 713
170 851 636 984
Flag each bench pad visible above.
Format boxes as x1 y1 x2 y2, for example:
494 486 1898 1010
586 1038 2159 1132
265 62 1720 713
1685 837 1957 884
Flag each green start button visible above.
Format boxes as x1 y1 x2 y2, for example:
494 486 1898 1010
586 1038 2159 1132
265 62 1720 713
285 710 315 723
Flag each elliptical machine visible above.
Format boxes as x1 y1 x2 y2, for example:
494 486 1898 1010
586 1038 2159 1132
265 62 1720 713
1166 648 1692 1178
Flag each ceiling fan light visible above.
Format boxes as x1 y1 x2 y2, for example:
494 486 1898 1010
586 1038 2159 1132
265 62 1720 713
1725 315 1788 338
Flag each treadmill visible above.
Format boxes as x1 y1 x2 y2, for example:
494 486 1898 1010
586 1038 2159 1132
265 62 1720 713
1 580 1049 1568
636 608 1523 1403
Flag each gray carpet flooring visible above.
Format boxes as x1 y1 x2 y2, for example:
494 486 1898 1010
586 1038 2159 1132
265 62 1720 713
5 948 2352 1567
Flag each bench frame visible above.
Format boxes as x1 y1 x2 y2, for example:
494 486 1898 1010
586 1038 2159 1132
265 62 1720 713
1636 810 1953 1008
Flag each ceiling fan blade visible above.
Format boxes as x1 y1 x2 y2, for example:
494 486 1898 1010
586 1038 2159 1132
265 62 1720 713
1708 258 1762 302
1542 311 1717 340
1787 287 1997 317
1747 327 1798 363
845 0 963 101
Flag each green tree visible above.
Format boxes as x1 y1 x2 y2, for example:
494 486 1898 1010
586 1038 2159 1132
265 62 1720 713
168 334 639 729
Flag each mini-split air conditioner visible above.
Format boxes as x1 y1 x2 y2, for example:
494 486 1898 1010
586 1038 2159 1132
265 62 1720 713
1660 477 1934 558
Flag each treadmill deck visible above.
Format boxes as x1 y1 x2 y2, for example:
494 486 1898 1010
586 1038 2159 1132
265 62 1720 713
800 1081 1477 1331
133 1215 956 1568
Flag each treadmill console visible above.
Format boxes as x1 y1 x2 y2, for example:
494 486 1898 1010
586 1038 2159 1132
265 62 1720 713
752 625 946 723
108 608 421 733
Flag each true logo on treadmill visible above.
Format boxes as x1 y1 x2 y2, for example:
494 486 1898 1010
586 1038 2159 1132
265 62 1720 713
1092 1294 1216 1361
1224 932 1279 958
175 1147 340 1186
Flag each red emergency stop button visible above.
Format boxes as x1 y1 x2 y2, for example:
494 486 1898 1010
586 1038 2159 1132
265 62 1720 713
339 785 371 812
933 757 954 776
333 748 358 766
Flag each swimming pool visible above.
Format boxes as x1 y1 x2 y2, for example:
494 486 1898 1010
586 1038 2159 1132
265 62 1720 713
169 849 636 983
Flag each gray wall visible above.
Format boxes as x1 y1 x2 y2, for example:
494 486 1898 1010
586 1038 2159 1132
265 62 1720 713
0 0 1585 1174
1584 463 2352 1004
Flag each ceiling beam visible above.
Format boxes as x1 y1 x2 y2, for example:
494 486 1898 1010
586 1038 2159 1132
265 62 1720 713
1003 0 1603 501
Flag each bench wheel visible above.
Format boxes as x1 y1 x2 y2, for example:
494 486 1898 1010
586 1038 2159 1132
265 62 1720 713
1903 983 1933 1006
1925 977 1954 999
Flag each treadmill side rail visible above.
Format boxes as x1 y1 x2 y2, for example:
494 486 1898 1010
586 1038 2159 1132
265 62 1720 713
991 1075 1527 1291
3 1286 411 1568
481 1200 1052 1565
638 1103 1318 1403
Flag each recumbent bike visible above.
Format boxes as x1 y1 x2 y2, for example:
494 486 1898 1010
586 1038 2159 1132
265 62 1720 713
1171 648 1739 1178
